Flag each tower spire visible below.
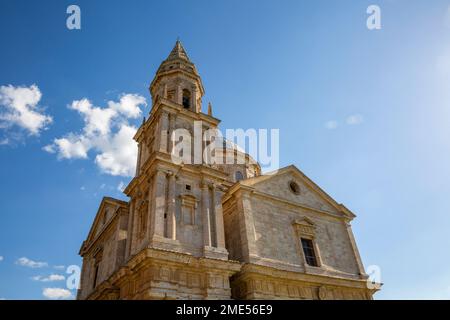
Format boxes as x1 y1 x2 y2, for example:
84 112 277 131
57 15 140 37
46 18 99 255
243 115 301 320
166 39 190 62
150 40 205 113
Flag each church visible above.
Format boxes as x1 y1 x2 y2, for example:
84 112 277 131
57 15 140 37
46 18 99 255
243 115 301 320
76 41 378 300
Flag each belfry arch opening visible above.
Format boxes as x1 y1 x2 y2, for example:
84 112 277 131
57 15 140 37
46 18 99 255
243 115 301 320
182 89 191 109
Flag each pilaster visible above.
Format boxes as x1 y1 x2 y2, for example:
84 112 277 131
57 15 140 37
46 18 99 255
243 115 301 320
166 171 176 240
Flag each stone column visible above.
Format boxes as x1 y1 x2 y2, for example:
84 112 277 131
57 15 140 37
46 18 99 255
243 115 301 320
125 199 135 258
78 258 89 299
145 179 153 240
157 111 169 153
202 183 229 261
135 145 142 176
235 191 258 262
191 84 197 112
163 83 168 99
168 113 176 154
212 184 226 249
201 182 212 247
176 83 182 105
166 171 176 240
151 171 167 239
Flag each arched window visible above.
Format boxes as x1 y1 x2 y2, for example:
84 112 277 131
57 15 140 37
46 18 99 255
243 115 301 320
235 171 244 182
182 89 191 109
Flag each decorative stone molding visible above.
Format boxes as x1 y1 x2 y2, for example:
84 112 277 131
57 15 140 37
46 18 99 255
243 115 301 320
318 286 328 300
179 194 198 208
231 264 373 300
292 217 316 238
180 193 198 225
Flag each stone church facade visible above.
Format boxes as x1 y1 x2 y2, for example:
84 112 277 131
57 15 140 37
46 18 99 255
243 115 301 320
77 41 378 300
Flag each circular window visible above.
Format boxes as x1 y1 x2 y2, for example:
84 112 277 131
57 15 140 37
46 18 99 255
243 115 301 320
289 181 300 195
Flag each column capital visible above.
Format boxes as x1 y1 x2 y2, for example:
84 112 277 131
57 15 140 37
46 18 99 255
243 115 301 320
160 109 169 117
166 170 174 177
211 183 226 192
200 179 212 190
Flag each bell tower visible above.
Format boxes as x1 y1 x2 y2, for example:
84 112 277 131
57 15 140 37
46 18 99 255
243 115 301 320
149 40 205 113
123 40 237 290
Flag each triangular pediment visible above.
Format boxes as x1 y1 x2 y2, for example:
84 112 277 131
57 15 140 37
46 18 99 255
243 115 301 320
83 197 128 251
293 216 315 227
292 217 316 236
239 165 355 219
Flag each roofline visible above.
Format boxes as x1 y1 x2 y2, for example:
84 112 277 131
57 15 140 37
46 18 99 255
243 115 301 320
227 164 356 219
79 196 129 254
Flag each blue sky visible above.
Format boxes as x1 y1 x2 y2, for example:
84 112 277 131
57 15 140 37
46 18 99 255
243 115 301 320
1 0 450 299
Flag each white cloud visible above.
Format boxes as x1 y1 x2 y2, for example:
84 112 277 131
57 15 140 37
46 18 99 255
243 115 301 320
108 94 145 119
42 288 72 300
346 114 364 125
0 256 3 262
69 98 117 136
32 274 65 282
117 181 125 192
325 120 338 130
46 134 90 159
94 124 139 176
44 94 145 177
0 84 52 137
16 257 48 268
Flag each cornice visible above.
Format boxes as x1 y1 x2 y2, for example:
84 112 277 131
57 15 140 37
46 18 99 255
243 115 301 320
250 190 348 221
238 263 371 290
150 98 220 126
125 152 233 196
80 199 129 255
222 182 352 222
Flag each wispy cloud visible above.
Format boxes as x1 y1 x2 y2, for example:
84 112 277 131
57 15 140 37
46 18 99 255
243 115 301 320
0 256 3 262
0 84 52 142
42 288 72 300
53 265 65 270
32 274 65 282
346 114 364 125
324 120 338 130
15 257 48 268
325 114 364 130
44 94 146 177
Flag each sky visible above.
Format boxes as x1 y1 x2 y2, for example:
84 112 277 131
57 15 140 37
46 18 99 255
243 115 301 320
1 0 450 300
